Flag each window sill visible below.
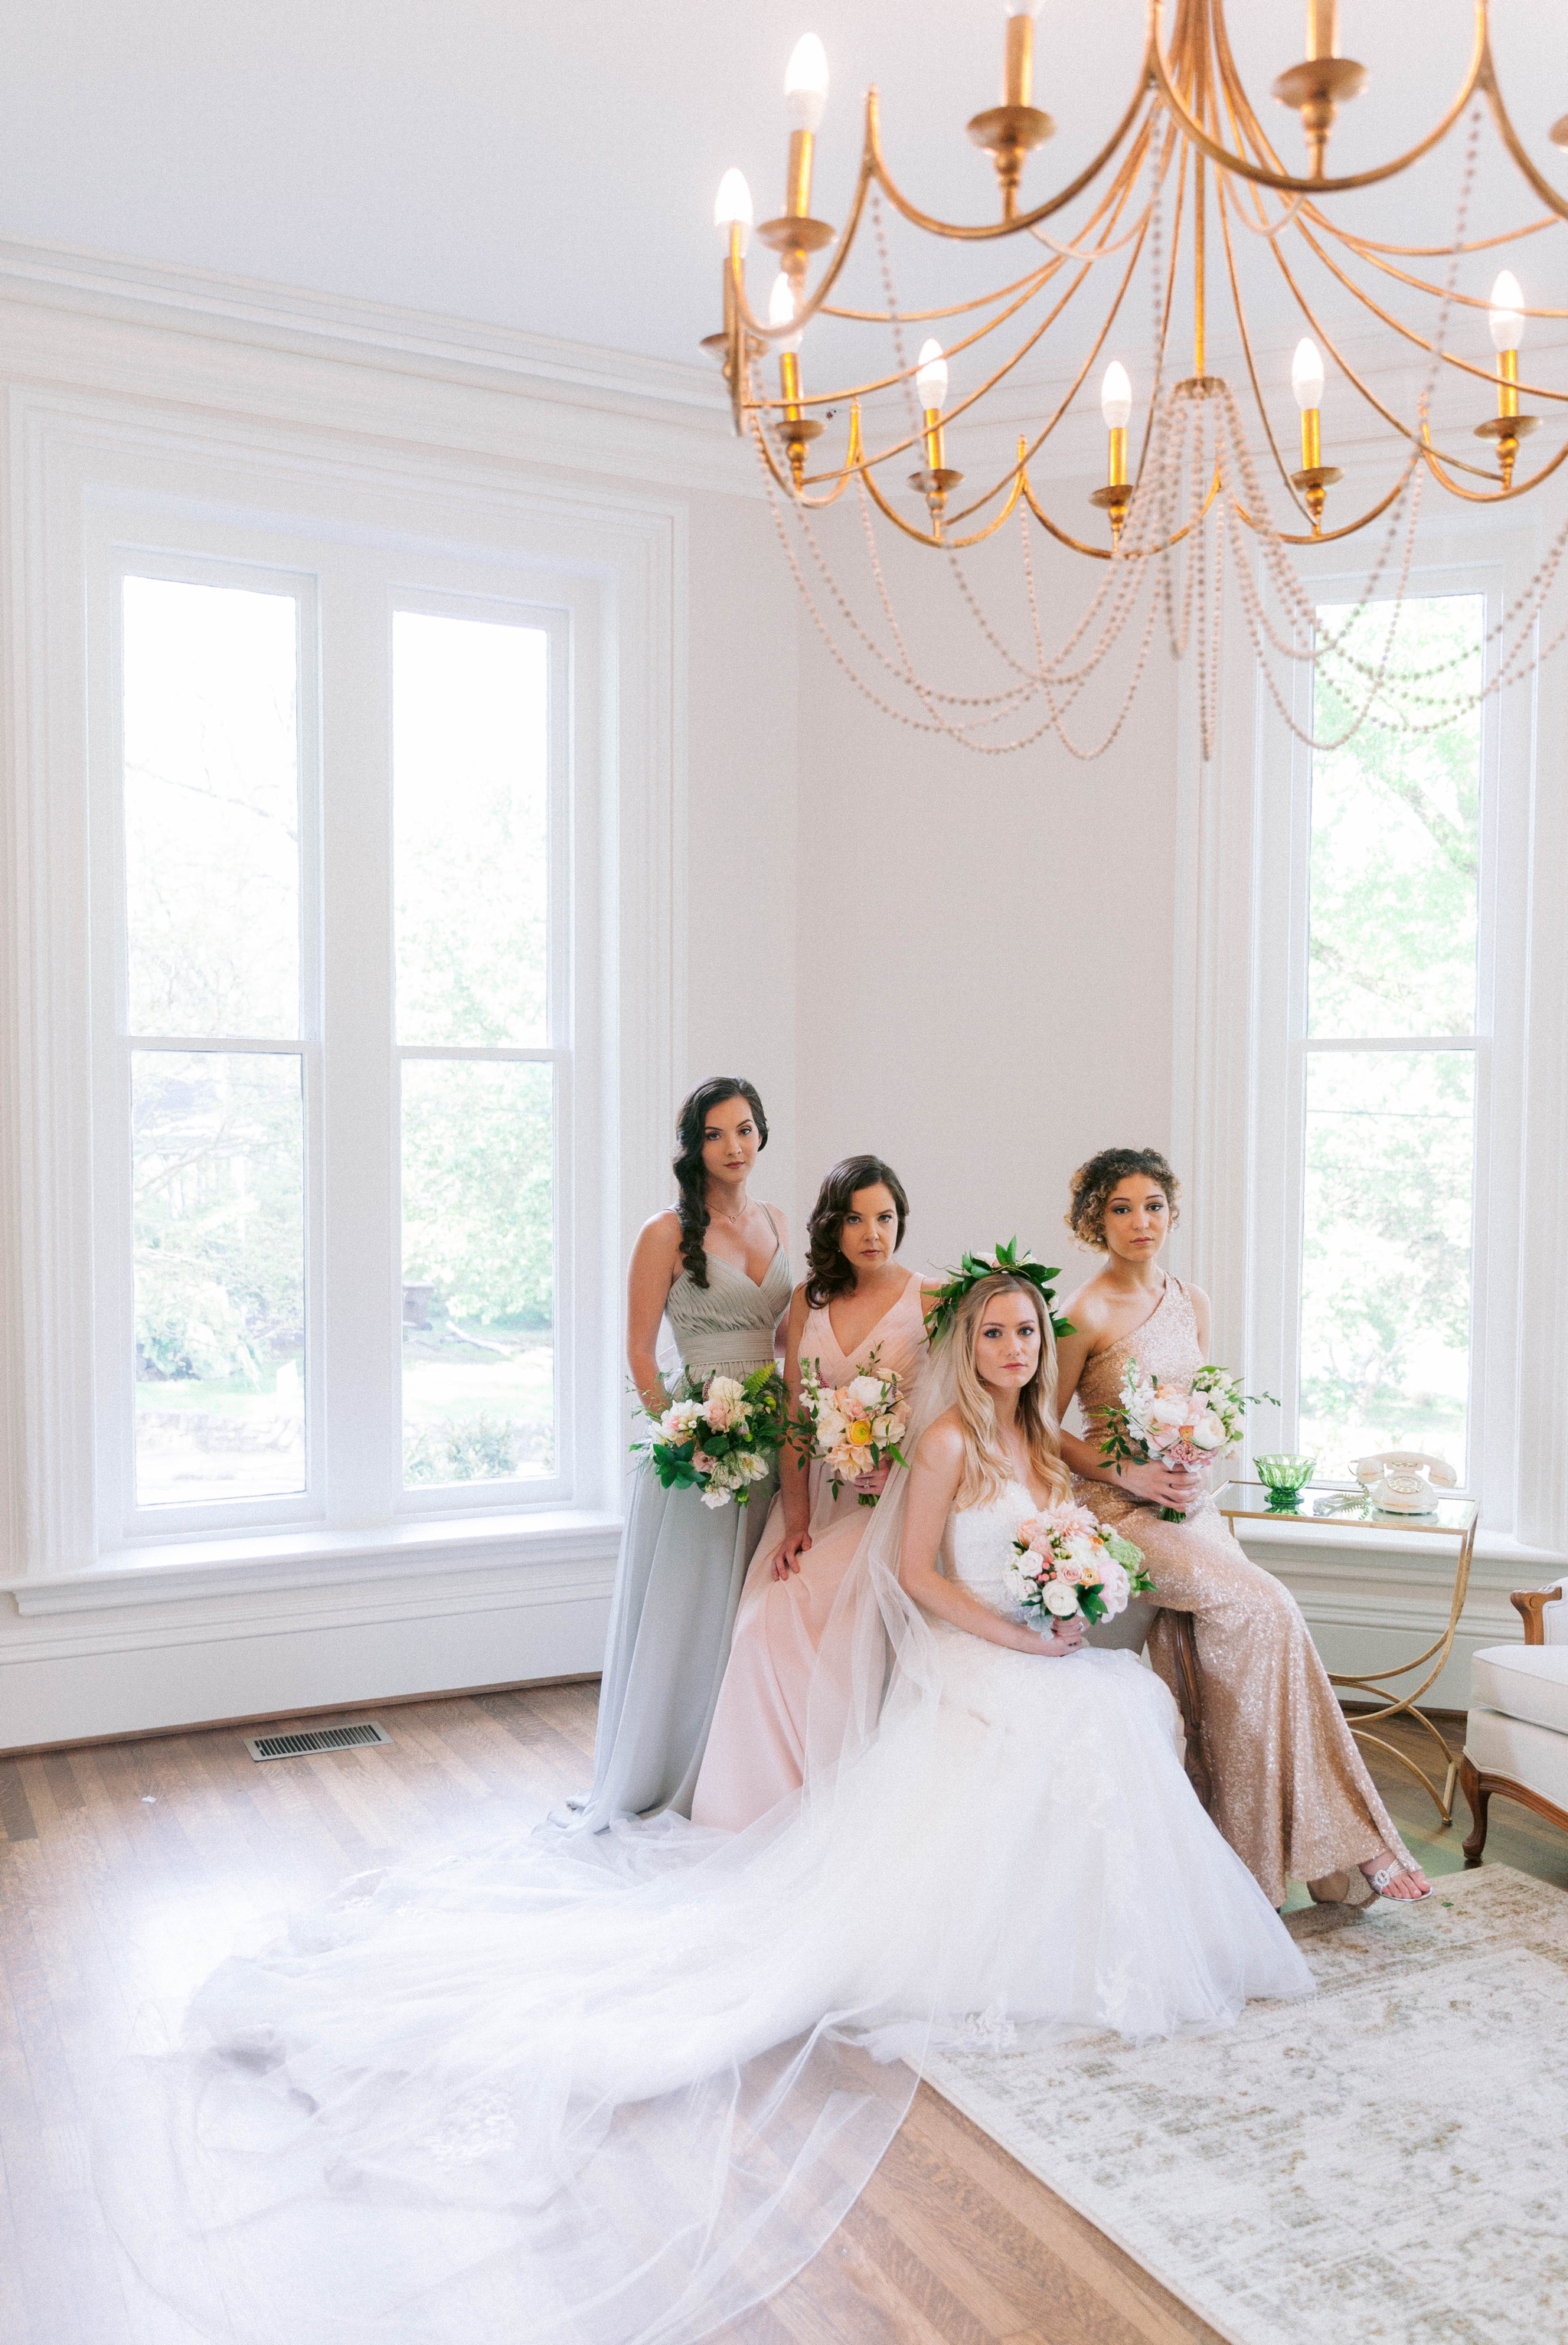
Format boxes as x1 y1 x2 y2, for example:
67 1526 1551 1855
1233 1515 1565 1576
2 1506 624 1617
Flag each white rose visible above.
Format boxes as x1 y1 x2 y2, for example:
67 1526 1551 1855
816 1409 846 1446
700 1488 731 1509
706 1376 744 1405
847 1375 884 1409
1190 1414 1226 1450
1044 1582 1080 1618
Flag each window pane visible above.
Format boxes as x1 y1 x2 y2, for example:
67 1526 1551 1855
1308 596 1482 1040
1299 1050 1474 1481
122 578 299 1039
401 1059 554 1484
132 1051 305 1504
394 612 549 1047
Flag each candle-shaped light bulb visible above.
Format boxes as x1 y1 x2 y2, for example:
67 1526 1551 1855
784 33 829 128
1099 361 1132 432
782 33 828 215
1292 337 1325 472
768 272 802 355
1291 337 1325 412
1099 360 1132 492
1001 0 1040 106
1489 269 1525 354
714 169 753 255
1305 0 1338 61
916 338 949 411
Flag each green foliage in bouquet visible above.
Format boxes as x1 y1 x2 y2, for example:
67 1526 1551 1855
639 1363 790 1506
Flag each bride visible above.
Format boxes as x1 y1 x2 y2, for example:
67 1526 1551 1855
96 1262 1311 2345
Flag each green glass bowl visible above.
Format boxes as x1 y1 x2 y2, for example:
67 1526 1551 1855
1255 1452 1318 1511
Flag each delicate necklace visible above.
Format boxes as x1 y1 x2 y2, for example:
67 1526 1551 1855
707 1197 751 1227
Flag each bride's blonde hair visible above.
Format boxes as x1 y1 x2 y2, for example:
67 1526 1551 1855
948 1272 1072 1511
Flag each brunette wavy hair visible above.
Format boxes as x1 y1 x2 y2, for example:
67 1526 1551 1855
947 1273 1071 1512
1065 1146 1181 1252
802 1155 910 1308
673 1077 769 1288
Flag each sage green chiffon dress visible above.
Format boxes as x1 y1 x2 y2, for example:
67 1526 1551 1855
573 1214 791 1829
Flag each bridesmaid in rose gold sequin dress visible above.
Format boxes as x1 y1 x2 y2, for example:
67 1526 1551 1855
1058 1148 1426 1912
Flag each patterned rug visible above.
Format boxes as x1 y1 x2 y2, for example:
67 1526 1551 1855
922 1866 1568 2345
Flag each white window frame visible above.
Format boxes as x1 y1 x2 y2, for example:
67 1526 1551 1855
1242 556 1527 1526
75 492 616 1555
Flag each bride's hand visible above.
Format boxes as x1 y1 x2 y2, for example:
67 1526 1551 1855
1040 1618 1085 1656
1116 1458 1206 1512
859 1464 891 1497
773 1529 812 1580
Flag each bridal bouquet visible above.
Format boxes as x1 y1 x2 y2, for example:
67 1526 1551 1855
1099 1360 1272 1521
639 1365 789 1508
1006 1501 1152 1630
795 1346 910 1504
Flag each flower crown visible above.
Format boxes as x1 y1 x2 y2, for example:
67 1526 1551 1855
923 1239 1075 1348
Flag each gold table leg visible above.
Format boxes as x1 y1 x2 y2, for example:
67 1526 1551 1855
1328 1519 1477 1828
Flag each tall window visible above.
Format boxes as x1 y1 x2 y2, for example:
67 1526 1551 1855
121 574 311 1507
1298 593 1484 1484
394 609 558 1490
95 537 580 1543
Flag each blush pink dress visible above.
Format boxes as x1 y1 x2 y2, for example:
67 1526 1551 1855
691 1270 929 1832
1074 1275 1413 1908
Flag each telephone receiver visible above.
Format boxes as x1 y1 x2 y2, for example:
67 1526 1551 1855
1351 1449 1457 1515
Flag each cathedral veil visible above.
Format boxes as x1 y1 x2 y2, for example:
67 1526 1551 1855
92 1366 968 2345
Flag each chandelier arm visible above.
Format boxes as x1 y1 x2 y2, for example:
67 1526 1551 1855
1132 113 1187 488
1259 227 1500 478
857 458 948 548
1148 0 1487 197
730 136 882 349
820 262 1060 327
1288 213 1568 404
1297 212 1559 260
1308 242 1568 321
1019 469 1217 560
866 61 1158 243
1027 205 1153 263
1211 168 1311 519
937 475 1028 550
1477 38 1568 223
1419 428 1568 502
1230 472 1412 546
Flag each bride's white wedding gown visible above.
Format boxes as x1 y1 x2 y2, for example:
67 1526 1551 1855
96 1481 1310 2345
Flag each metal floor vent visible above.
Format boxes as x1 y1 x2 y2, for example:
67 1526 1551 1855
243 1720 393 1763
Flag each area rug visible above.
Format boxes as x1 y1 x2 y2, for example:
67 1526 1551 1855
921 1866 1568 2345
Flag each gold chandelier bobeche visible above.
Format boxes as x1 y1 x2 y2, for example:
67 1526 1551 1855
702 0 1568 759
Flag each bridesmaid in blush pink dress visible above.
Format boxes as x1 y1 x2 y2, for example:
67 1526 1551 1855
1057 1146 1430 1912
692 1156 935 1831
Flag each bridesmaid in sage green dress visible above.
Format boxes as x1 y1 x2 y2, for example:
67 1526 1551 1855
572 1077 791 1829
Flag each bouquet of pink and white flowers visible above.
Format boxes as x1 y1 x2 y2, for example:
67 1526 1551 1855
1099 1359 1275 1521
795 1346 910 1504
1005 1501 1152 1630
639 1365 789 1508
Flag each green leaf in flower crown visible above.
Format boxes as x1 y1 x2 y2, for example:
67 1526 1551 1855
923 1239 1075 1348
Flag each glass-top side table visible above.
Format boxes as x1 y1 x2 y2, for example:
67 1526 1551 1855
1214 1479 1479 1824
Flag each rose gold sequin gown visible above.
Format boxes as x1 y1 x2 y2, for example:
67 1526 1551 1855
1074 1277 1412 1907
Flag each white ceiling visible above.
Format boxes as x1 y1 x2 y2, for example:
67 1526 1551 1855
0 1 1563 377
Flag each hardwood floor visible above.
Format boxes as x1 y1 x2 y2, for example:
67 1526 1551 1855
1 1685 1562 2345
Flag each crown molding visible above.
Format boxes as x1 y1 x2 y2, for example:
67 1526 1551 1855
0 231 733 429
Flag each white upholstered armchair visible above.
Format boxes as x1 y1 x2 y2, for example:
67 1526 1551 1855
1461 1577 1568 1862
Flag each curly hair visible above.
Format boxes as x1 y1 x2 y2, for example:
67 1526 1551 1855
802 1155 910 1308
1065 1147 1181 1252
674 1077 769 1288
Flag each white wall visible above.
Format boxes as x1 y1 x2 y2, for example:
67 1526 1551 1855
790 505 1180 1283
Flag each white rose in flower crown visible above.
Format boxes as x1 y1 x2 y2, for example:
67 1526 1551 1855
1044 1582 1080 1618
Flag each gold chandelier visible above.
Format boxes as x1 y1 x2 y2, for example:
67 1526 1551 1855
703 0 1568 759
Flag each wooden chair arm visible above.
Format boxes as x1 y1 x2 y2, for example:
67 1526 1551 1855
1511 1586 1564 1645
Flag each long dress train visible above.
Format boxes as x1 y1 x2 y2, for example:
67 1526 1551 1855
95 1458 1311 2345
1074 1274 1413 1907
576 1215 791 1828
692 1268 929 1830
